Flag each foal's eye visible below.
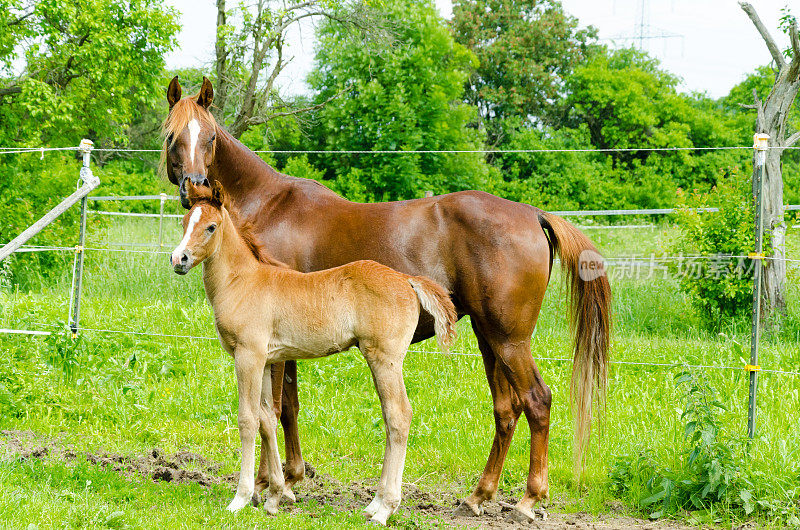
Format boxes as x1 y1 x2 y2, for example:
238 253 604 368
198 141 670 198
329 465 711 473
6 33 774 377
206 224 217 234
208 134 216 144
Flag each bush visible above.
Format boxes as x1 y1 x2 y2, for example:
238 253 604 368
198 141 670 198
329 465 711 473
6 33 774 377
669 169 757 330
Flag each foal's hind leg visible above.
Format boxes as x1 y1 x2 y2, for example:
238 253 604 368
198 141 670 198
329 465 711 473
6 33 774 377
455 326 523 516
362 346 412 526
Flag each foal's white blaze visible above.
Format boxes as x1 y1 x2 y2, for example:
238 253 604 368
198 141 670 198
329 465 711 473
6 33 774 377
187 118 201 165
172 206 203 264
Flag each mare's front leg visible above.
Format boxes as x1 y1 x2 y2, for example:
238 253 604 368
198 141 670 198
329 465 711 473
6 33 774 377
363 350 412 526
281 360 306 490
226 347 268 513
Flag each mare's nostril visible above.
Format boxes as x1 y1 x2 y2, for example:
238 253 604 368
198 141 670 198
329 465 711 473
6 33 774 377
180 253 189 264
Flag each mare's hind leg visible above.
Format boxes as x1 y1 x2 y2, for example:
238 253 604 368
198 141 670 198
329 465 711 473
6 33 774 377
254 363 296 505
455 325 523 516
281 361 306 490
361 346 412 526
488 333 551 523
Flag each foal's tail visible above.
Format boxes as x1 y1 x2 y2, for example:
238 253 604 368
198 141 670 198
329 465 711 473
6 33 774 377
539 212 612 476
408 276 458 353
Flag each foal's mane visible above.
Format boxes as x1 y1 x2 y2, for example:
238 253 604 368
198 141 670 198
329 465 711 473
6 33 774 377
187 184 289 270
159 95 218 179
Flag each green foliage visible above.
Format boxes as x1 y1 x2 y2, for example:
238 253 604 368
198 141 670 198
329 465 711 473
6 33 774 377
450 0 597 136
564 48 746 190
0 0 179 147
610 369 799 524
303 0 491 201
0 155 85 290
669 169 756 330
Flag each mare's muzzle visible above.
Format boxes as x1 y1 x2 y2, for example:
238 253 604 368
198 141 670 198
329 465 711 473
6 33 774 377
179 173 211 209
171 249 193 275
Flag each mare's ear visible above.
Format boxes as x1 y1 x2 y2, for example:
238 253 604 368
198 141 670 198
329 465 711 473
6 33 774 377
211 180 226 208
197 77 214 110
167 76 182 109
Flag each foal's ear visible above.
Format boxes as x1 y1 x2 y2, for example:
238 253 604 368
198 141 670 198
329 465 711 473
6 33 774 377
211 180 226 207
167 76 182 109
197 77 214 110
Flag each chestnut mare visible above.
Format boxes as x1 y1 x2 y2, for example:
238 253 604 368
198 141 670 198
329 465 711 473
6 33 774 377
162 77 611 523
171 181 457 525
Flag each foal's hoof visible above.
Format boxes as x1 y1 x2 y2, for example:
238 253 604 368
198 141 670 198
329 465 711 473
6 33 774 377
251 491 261 507
282 486 296 503
226 495 250 512
263 495 281 516
453 500 483 517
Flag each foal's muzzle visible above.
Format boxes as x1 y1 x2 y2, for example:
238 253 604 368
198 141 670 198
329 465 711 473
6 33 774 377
179 174 211 209
171 250 193 275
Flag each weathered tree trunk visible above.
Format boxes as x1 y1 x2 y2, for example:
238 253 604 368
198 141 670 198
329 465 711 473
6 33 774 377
212 0 229 122
741 2 800 326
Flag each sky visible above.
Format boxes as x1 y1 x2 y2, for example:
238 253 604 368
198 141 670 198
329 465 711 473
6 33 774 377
163 0 797 99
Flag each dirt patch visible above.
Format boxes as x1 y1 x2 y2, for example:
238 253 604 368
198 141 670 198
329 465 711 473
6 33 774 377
83 447 229 487
289 473 696 529
0 430 695 528
1 430 231 487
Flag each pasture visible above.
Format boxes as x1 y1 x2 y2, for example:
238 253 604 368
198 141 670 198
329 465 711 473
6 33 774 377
1 208 800 528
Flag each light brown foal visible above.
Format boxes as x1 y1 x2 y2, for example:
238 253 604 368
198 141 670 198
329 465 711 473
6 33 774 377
170 181 457 525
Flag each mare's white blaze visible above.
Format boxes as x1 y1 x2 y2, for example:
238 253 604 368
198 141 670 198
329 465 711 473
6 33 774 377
187 118 201 165
172 206 203 263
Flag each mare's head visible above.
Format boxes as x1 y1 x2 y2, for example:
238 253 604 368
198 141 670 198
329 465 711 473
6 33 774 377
162 76 217 209
171 180 227 275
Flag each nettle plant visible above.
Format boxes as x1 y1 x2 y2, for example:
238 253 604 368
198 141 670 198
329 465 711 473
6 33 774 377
610 368 800 524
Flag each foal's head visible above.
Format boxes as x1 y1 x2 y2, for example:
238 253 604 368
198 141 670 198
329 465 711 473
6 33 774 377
162 76 217 209
171 181 227 275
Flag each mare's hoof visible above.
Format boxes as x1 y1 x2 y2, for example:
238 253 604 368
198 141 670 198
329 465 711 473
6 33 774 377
536 508 548 521
453 500 483 517
506 506 537 523
251 491 261 507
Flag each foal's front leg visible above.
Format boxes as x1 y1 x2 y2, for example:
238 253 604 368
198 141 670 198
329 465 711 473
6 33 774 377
254 363 295 504
253 363 291 512
227 348 267 512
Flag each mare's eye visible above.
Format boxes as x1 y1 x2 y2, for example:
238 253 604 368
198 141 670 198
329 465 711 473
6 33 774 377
206 224 217 234
209 134 216 144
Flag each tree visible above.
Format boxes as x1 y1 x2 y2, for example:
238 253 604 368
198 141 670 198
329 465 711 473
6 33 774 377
563 48 744 190
212 0 380 139
0 0 179 146
300 0 491 201
739 2 800 323
450 0 597 144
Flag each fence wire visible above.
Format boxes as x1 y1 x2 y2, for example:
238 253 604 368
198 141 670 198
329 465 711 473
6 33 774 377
3 321 798 377
1 144 800 157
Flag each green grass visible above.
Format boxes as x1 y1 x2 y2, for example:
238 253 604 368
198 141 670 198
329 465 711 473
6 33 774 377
1 212 799 528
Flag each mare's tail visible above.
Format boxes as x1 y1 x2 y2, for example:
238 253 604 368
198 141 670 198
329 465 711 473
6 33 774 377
539 212 612 476
408 276 458 353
